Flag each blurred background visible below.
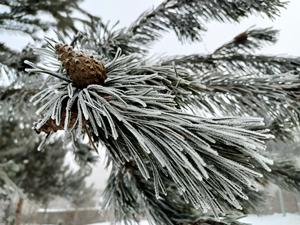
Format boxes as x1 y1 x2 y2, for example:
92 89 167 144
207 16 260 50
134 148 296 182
1 1 300 225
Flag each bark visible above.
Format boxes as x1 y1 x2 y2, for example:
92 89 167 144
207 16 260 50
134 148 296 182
14 198 23 225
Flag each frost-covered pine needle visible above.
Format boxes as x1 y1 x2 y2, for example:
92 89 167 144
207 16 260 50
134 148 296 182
26 39 274 215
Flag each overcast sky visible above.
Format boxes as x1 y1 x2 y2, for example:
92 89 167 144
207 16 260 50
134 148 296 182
2 0 300 56
1 0 300 191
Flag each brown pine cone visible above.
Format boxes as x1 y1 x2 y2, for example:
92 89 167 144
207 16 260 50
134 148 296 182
35 111 79 134
55 44 107 88
233 31 248 44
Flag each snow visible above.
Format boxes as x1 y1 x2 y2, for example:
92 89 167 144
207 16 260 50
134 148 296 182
37 207 101 212
88 221 148 225
87 214 300 225
239 213 300 225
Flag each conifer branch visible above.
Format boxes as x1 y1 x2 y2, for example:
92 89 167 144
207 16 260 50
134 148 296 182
267 118 298 141
161 28 300 76
126 1 286 45
3 1 298 223
166 54 300 75
158 28 300 139
0 44 38 72
26 41 275 215
103 157 300 225
178 72 300 139
263 159 300 193
103 164 249 225
0 0 103 38
83 21 146 58
214 27 278 55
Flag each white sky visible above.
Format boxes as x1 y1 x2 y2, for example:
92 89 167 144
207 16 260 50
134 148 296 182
1 0 300 191
2 0 300 56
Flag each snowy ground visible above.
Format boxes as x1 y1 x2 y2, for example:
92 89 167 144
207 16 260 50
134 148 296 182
239 213 300 225
88 213 300 225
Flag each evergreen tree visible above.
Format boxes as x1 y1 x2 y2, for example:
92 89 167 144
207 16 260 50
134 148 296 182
2 1 300 225
0 72 97 225
0 1 97 224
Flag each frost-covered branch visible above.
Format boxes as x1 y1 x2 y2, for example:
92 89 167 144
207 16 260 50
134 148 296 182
179 72 300 139
0 0 100 36
263 159 300 193
214 27 278 55
82 21 145 58
161 28 300 76
25 40 275 215
125 1 285 45
103 164 249 225
163 53 300 76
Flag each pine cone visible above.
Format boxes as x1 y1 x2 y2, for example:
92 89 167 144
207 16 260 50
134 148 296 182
55 44 107 88
35 111 79 134
233 31 248 44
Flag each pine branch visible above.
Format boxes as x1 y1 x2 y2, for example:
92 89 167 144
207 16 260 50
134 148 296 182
83 21 146 59
263 159 300 193
0 12 48 39
103 164 249 225
238 189 267 214
0 44 38 72
161 28 300 76
71 139 99 165
26 41 274 215
0 0 102 38
103 157 300 224
6 2 300 225
162 53 300 76
158 28 300 139
0 79 42 102
159 37 300 139
125 1 286 45
178 72 300 140
0 107 94 205
198 72 300 107
0 64 17 87
193 216 248 225
267 118 299 141
0 168 22 197
214 27 278 55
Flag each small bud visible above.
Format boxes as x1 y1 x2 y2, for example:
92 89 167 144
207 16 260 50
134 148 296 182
234 32 248 44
